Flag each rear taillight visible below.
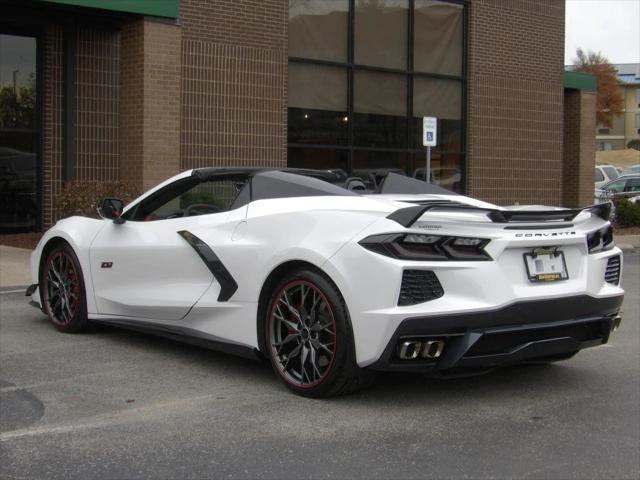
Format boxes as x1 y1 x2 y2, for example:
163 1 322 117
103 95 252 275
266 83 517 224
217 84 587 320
359 233 492 261
587 225 614 253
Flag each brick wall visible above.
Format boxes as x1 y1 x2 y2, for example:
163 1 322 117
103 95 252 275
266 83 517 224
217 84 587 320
41 24 64 227
75 27 120 183
466 0 565 205
179 0 287 170
119 20 144 189
120 19 181 190
140 20 181 189
563 90 597 207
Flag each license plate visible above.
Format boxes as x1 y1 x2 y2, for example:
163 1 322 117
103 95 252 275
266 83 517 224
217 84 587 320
523 249 568 282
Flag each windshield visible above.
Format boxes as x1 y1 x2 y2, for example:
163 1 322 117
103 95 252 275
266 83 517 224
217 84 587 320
602 166 619 180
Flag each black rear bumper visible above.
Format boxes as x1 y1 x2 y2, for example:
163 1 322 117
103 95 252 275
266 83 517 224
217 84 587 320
366 294 624 374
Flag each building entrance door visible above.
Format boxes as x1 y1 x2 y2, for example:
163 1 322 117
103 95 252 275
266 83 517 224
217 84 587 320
0 33 39 233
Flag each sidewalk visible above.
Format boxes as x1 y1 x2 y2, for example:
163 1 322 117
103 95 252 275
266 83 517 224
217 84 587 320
0 246 32 289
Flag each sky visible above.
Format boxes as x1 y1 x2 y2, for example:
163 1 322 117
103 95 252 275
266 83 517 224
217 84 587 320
565 0 640 65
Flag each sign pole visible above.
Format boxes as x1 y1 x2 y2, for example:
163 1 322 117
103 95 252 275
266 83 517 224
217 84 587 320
422 116 437 184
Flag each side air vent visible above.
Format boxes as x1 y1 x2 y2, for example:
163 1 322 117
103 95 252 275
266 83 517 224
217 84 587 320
604 256 621 285
398 270 444 306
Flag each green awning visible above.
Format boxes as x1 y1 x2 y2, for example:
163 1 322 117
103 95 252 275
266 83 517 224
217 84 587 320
564 71 597 92
40 0 179 18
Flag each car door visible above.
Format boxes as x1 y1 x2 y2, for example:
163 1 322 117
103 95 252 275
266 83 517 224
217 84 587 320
90 174 248 321
622 178 640 198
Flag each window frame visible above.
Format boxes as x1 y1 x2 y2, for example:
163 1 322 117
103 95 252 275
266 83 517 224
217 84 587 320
287 0 467 193
123 174 251 222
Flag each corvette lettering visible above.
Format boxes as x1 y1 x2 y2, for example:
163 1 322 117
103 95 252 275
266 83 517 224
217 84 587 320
515 232 577 238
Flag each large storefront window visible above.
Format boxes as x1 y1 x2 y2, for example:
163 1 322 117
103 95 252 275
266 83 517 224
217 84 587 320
288 0 466 192
0 33 39 232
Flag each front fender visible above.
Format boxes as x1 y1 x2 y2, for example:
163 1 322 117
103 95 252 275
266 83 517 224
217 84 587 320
32 216 107 313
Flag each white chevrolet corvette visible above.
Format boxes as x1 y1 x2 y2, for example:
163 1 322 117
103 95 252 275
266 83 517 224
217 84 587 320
27 168 625 397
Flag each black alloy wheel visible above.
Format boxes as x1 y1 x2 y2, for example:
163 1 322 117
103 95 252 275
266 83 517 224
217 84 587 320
266 268 374 397
41 243 89 333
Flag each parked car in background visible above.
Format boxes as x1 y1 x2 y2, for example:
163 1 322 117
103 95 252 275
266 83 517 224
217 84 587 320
595 164 621 189
594 174 640 204
620 164 640 176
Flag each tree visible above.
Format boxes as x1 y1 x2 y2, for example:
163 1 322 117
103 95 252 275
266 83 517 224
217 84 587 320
0 73 36 129
572 48 624 128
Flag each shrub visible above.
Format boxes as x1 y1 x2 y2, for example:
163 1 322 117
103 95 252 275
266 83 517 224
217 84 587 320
53 181 141 220
614 198 640 227
627 139 640 151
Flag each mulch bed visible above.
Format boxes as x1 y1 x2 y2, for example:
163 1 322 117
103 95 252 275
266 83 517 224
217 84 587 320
615 226 640 236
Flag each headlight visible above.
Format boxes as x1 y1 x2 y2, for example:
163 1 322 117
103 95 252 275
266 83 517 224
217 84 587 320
359 233 492 261
587 225 614 253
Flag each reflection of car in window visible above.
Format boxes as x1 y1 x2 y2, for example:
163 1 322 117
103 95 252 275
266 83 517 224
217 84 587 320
0 146 37 231
413 167 460 191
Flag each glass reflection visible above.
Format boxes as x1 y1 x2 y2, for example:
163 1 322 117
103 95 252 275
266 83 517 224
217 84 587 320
354 0 408 69
353 71 406 148
0 33 38 232
289 0 349 62
412 152 463 192
414 0 463 75
288 63 348 145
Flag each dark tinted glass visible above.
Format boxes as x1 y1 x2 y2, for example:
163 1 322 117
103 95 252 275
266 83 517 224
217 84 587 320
0 34 38 232
286 1 467 193
411 151 463 192
412 118 462 152
289 0 348 62
413 77 462 151
353 150 408 188
354 0 408 69
288 147 348 175
354 71 406 148
414 0 463 75
288 63 348 145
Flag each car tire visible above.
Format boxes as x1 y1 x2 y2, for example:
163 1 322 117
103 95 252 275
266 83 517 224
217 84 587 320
40 242 90 333
265 268 374 398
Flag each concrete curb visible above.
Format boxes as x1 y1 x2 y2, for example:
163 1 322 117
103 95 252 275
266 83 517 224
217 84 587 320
615 235 640 252
0 286 29 294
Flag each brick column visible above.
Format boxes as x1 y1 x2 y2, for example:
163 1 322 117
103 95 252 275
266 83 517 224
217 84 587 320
466 0 565 206
562 90 597 207
120 18 181 191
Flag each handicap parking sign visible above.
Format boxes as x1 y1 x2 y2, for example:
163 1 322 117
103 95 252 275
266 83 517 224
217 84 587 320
422 117 437 147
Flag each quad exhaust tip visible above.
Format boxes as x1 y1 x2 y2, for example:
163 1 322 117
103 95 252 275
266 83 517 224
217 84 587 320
612 315 622 332
398 339 445 360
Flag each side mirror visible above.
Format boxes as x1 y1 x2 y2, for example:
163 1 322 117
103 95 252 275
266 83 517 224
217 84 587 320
98 198 125 223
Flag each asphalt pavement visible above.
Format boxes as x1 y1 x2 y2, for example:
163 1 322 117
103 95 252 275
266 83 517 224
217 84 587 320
1 254 638 480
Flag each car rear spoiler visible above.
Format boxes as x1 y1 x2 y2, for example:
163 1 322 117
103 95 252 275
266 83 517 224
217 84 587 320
387 202 612 228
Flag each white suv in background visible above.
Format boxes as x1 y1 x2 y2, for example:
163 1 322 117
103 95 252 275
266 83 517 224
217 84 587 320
595 165 620 189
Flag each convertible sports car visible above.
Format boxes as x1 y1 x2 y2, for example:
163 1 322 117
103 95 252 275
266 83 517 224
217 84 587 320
27 168 625 397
